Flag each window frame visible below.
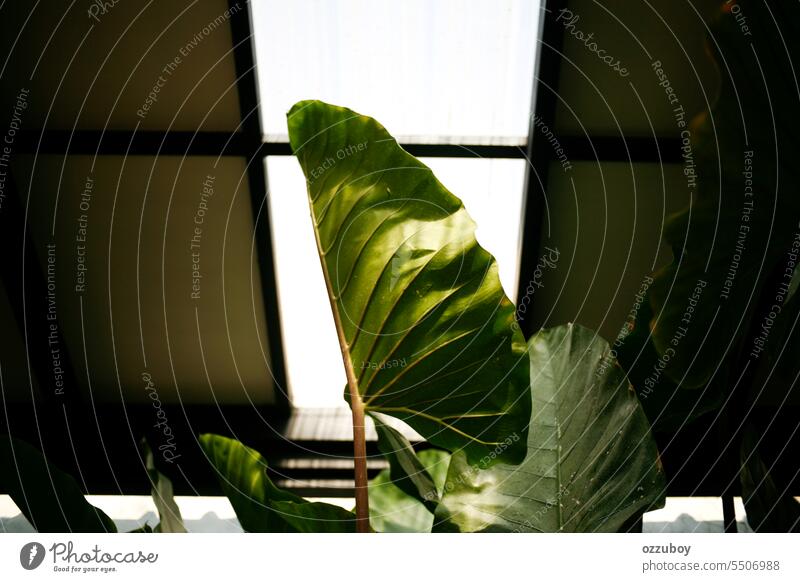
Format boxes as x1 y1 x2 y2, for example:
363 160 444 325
3 0 685 497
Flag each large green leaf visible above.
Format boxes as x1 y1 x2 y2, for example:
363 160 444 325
199 434 355 532
271 500 357 533
615 296 723 432
0 435 117 532
287 100 530 465
369 449 450 533
648 0 800 388
368 470 431 533
434 325 666 532
372 413 443 511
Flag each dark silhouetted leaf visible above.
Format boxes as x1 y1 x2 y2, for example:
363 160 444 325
0 435 116 532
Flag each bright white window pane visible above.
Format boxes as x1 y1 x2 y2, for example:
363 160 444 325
252 1 540 144
267 156 525 408
267 157 347 408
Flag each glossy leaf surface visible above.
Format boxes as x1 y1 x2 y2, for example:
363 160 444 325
648 1 800 388
435 325 666 532
200 434 355 532
369 449 450 533
287 100 530 465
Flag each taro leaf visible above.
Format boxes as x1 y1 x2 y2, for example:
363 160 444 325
738 267 800 532
648 0 800 388
368 470 431 533
271 500 357 533
748 266 800 408
142 439 186 533
287 100 530 465
615 295 723 432
740 424 800 532
372 413 441 511
0 435 117 532
434 324 666 532
199 434 355 532
369 449 450 533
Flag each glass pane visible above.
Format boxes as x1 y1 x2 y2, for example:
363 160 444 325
266 156 526 408
12 154 275 405
252 0 540 144
526 162 692 343
553 0 718 138
0 1 242 131
267 157 345 408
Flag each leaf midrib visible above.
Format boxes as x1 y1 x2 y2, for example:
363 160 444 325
307 167 363 410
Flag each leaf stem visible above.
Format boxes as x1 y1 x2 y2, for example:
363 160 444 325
306 195 371 532
348 383 370 532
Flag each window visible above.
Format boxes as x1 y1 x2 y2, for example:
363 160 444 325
253 1 541 407
266 156 527 407
252 0 539 144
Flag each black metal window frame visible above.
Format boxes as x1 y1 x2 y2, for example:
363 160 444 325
3 0 692 499
8 0 680 405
